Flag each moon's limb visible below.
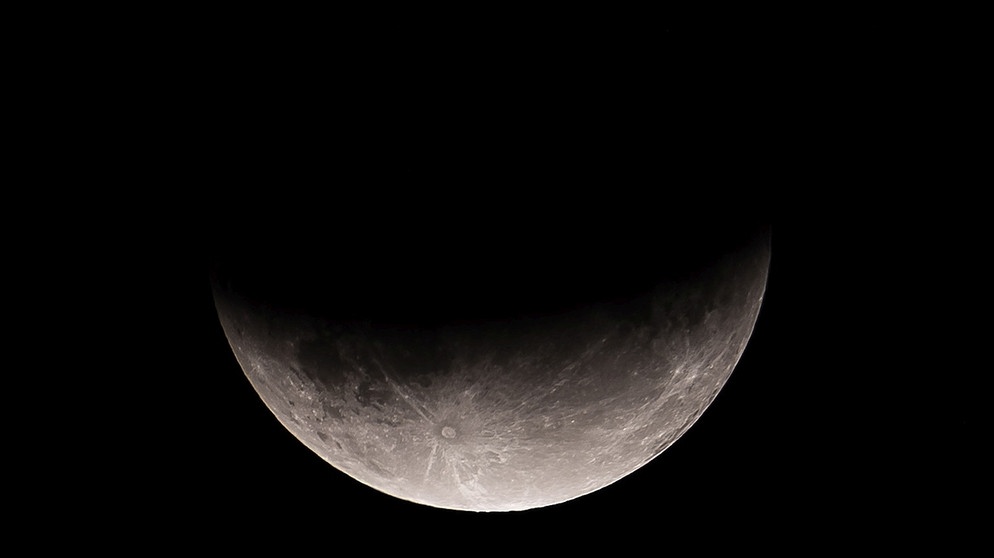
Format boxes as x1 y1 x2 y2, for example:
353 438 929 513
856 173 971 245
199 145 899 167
213 232 770 511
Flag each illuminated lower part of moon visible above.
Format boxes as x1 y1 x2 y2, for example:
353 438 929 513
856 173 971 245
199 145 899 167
213 235 769 511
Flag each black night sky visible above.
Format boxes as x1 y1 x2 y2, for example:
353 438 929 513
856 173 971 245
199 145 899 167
42 12 982 553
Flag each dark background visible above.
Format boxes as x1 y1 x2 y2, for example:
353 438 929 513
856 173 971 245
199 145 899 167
25 9 982 552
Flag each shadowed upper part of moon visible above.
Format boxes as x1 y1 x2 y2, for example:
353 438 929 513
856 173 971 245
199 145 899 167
212 224 771 511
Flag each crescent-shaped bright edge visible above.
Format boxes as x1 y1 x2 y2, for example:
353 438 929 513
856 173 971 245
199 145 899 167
212 231 770 512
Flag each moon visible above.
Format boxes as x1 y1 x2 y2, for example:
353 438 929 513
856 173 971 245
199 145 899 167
211 226 770 512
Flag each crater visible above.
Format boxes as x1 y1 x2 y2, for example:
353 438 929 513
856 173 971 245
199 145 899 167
441 426 456 439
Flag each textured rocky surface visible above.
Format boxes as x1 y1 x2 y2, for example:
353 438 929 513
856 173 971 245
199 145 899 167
213 234 769 511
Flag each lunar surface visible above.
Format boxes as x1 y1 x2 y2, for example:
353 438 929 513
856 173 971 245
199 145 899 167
212 228 770 511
